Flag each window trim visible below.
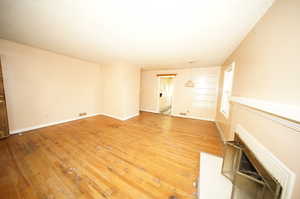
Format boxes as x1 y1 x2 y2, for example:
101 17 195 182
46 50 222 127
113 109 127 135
220 62 235 118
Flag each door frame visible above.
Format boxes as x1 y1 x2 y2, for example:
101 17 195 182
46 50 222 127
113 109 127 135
156 76 176 115
0 56 10 138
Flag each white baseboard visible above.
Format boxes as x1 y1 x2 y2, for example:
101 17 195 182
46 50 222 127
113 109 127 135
101 112 139 121
9 112 211 134
171 114 215 122
215 122 226 143
101 113 125 121
141 110 215 122
140 109 158 114
10 113 102 135
122 113 140 120
10 112 141 135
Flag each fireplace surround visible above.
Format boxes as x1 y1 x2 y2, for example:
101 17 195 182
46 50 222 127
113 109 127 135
222 134 282 199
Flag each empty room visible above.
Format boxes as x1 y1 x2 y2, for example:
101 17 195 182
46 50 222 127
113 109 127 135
0 0 299 199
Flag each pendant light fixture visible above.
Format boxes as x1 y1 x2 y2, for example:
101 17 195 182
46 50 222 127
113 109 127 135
184 61 195 88
184 79 194 87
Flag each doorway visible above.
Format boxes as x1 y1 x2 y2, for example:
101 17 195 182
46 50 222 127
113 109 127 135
0 58 9 139
158 76 175 115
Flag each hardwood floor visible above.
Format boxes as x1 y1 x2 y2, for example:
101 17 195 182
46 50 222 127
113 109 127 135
0 112 223 199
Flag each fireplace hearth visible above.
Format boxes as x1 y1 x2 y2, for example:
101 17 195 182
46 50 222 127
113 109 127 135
222 135 282 199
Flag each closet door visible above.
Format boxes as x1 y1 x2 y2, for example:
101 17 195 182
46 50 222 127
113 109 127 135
0 59 9 138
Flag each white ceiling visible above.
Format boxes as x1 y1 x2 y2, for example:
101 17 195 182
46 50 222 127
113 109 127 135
0 0 273 69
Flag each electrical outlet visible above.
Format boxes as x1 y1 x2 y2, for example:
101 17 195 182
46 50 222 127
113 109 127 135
79 112 87 117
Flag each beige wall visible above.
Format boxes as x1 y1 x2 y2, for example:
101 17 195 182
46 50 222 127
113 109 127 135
102 63 125 119
123 64 141 117
216 0 300 198
0 39 102 133
102 62 140 119
0 39 141 132
141 67 220 120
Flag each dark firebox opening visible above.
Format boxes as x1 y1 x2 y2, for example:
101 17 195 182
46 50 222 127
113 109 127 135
239 152 262 181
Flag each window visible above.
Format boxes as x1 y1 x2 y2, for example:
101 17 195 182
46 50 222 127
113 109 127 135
220 63 235 118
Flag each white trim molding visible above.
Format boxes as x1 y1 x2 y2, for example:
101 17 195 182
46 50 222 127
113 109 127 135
140 109 159 114
237 103 300 132
140 110 215 122
231 96 300 124
171 114 214 122
10 113 102 135
140 109 215 122
10 112 140 135
122 113 140 120
101 112 139 121
235 124 295 199
101 113 125 121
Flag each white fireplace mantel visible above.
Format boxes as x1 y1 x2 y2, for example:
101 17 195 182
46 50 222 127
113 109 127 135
235 124 295 199
230 97 300 124
230 96 300 132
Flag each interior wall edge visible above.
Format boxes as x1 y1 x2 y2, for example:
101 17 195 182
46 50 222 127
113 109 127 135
122 112 140 120
215 121 226 143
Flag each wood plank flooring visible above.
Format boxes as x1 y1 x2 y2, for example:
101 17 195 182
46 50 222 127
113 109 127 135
0 112 223 199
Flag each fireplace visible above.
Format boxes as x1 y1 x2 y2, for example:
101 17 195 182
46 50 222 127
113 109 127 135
222 135 282 199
